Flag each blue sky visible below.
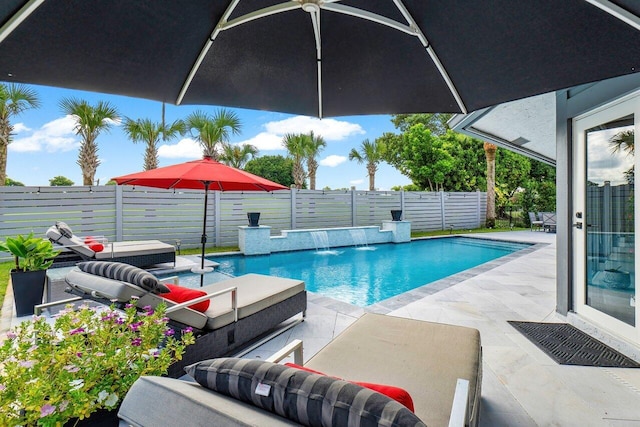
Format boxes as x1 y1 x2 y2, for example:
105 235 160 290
7 84 411 190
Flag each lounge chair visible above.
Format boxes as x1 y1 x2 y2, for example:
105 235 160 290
528 212 543 231
541 212 557 233
118 313 482 427
61 267 307 378
46 222 175 268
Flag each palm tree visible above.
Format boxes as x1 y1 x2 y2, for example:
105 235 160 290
185 109 241 159
123 117 186 170
219 142 258 169
348 138 385 191
484 142 497 228
60 98 120 185
282 133 309 189
0 84 40 186
306 131 326 190
610 129 634 155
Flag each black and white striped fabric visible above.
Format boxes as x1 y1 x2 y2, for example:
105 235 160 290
77 261 169 294
186 358 425 427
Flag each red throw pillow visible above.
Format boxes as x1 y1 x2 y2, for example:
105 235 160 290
284 363 415 412
161 284 210 312
83 236 104 252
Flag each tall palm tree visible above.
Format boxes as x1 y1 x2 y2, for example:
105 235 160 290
123 117 186 170
60 98 120 185
610 129 634 155
306 131 326 190
484 142 497 228
185 109 241 159
348 138 385 191
0 84 40 186
219 142 258 169
282 133 308 189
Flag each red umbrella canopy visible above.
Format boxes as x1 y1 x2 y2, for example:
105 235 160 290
112 157 287 192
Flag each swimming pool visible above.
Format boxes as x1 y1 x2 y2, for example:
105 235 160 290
180 237 529 307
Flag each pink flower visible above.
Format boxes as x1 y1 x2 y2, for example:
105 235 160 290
40 404 56 417
183 327 193 333
131 338 142 346
164 328 175 337
6 330 17 339
69 327 85 335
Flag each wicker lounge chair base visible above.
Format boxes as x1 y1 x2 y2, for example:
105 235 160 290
167 291 307 377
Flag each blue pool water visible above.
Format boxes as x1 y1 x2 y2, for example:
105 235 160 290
178 237 529 307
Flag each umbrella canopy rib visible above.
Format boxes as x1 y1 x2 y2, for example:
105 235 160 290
585 0 640 31
176 1 299 106
0 0 44 45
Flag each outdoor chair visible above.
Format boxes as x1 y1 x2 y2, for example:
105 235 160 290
49 262 307 378
118 314 482 427
528 212 544 231
541 212 557 233
46 222 175 268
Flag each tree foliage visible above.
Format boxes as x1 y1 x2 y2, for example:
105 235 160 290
244 155 296 188
185 109 241 159
60 98 120 185
219 142 258 169
384 114 556 224
0 84 40 186
348 138 386 191
123 117 185 170
49 176 74 186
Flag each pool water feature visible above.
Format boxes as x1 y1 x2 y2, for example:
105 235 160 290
176 237 530 307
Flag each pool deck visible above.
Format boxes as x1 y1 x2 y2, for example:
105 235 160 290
243 231 640 426
4 231 640 425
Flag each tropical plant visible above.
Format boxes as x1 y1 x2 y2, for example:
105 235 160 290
244 155 296 188
185 109 241 159
59 98 120 185
0 302 194 426
123 117 186 170
5 177 24 186
0 233 59 272
305 131 326 190
49 176 74 186
282 133 309 189
219 142 258 169
348 138 386 191
0 83 40 186
484 142 497 227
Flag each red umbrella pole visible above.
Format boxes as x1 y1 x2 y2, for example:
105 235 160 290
200 182 210 287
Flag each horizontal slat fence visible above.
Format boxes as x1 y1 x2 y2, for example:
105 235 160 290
0 186 486 260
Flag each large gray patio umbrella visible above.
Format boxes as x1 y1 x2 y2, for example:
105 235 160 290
0 1 639 117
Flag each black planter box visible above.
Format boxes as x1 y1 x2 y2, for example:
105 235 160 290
11 270 47 316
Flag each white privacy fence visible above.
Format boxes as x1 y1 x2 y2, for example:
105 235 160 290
0 186 486 256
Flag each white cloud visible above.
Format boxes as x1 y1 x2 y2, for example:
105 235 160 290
264 116 365 141
236 132 283 151
320 155 347 167
10 116 79 153
158 138 201 159
13 122 30 133
350 179 364 185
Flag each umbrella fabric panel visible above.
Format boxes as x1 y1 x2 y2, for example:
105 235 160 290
0 0 223 104
1 0 639 116
416 0 640 112
112 158 288 192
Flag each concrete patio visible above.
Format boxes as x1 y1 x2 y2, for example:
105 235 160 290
243 231 640 426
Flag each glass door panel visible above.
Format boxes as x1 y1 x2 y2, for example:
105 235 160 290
584 116 635 326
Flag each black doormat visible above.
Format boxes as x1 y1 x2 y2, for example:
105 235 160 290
508 321 640 368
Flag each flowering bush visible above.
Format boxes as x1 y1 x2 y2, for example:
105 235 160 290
0 301 194 426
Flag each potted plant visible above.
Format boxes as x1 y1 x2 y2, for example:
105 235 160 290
0 302 195 426
0 232 59 316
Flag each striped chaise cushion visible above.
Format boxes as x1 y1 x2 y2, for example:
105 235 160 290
77 261 169 293
186 358 426 427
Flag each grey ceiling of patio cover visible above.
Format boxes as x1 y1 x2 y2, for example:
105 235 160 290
1 0 639 117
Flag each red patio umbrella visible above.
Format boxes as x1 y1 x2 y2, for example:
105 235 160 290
112 156 288 285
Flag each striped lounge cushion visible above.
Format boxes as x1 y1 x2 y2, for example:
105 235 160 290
77 261 169 294
185 358 425 427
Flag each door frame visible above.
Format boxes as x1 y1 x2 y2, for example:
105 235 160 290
572 90 640 343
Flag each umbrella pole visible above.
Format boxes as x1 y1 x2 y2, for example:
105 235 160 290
200 183 210 287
